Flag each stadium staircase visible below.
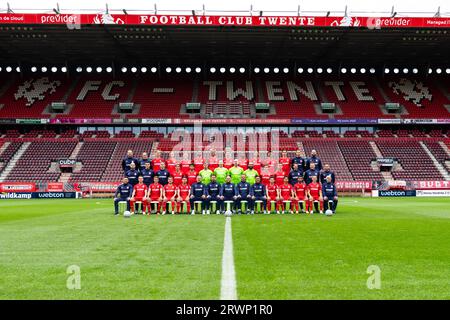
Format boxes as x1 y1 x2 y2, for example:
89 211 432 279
369 141 394 180
376 140 444 180
58 141 84 183
419 142 450 181
438 141 450 157
0 142 31 182
0 141 11 156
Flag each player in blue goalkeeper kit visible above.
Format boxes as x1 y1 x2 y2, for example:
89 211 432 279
219 175 237 213
236 174 252 214
250 175 267 214
205 174 221 214
114 177 133 215
190 175 206 214
322 176 338 213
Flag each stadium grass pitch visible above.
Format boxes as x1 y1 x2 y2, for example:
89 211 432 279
0 197 449 300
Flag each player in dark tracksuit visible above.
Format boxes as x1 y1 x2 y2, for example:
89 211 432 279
304 163 320 185
320 164 336 184
190 175 206 214
205 175 221 214
236 174 252 214
113 178 133 215
122 150 139 172
138 152 152 171
291 150 306 172
155 162 170 186
250 176 267 214
322 176 338 213
125 162 140 186
306 150 322 171
219 175 237 213
140 162 154 187
288 163 303 186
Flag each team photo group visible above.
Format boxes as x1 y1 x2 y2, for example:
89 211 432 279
114 148 339 216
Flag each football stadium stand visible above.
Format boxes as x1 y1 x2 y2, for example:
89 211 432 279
1 76 449 120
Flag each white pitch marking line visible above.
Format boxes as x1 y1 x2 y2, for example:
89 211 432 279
220 216 238 300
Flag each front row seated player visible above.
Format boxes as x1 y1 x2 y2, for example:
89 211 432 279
190 175 206 215
322 175 338 213
130 176 148 214
265 176 279 212
250 176 267 214
113 177 132 215
205 174 221 214
278 176 295 213
163 176 177 214
219 175 237 213
236 174 252 214
177 176 191 213
293 176 308 213
307 175 323 214
148 176 164 214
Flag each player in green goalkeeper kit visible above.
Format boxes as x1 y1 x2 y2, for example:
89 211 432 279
228 159 244 185
214 160 229 184
243 162 259 185
198 162 214 185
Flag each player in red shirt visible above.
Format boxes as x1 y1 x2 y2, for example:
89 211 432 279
177 176 191 213
151 150 165 173
223 150 234 169
238 157 248 171
163 176 177 214
166 151 178 176
265 176 279 213
278 176 294 213
172 163 183 186
264 151 277 174
307 175 323 214
180 153 192 175
279 150 291 176
130 176 148 214
186 163 198 186
274 164 286 186
193 154 204 173
260 163 271 186
208 150 219 171
147 176 164 214
293 176 308 213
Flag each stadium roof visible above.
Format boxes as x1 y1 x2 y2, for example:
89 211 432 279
0 1 449 69
0 22 449 68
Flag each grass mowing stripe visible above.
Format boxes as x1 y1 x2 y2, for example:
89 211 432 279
220 216 237 300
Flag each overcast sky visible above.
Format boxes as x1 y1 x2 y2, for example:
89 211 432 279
1 0 448 16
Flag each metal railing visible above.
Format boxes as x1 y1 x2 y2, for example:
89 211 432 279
0 3 448 18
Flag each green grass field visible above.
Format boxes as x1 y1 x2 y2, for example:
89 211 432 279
0 197 449 300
